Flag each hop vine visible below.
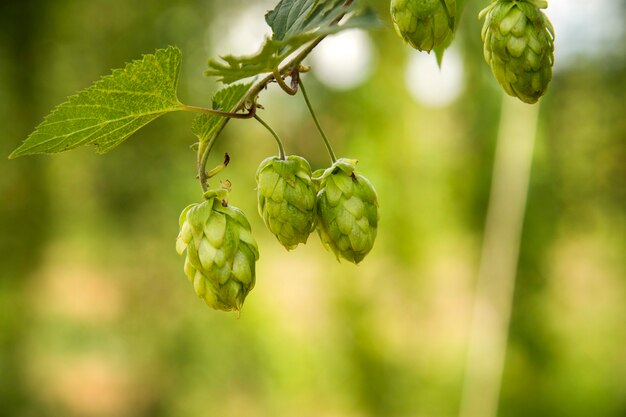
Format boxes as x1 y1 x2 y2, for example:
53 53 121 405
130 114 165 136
8 0 557 313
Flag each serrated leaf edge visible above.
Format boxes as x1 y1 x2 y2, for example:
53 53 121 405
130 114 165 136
9 46 183 159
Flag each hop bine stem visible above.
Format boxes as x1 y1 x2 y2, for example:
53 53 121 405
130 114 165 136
254 114 286 160
299 79 337 163
197 141 211 192
192 0 353 192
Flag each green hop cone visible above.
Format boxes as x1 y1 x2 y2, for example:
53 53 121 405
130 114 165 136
314 158 379 264
480 0 555 104
390 0 456 52
176 190 259 312
256 155 317 250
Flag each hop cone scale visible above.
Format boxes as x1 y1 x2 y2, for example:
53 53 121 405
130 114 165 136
176 191 259 312
315 159 379 264
256 155 317 250
390 0 456 52
480 0 555 103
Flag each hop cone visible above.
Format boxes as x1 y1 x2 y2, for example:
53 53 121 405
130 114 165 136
390 0 456 52
176 191 259 312
256 155 317 250
315 159 379 264
480 0 555 104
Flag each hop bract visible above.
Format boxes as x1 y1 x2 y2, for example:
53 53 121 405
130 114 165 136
390 0 456 52
480 0 555 104
176 191 259 312
315 159 379 264
256 155 317 250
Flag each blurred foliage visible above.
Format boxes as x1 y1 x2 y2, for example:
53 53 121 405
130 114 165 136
0 0 624 417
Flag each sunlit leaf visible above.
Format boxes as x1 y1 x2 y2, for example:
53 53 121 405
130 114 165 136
10 46 183 158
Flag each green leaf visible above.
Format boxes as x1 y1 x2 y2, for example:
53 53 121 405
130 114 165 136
206 0 380 84
205 39 293 85
10 46 183 158
191 82 253 143
266 0 348 42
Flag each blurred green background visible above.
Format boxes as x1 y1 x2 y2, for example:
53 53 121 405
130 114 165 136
1 1 624 416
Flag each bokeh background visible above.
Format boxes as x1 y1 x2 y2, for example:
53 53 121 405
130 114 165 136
1 1 624 416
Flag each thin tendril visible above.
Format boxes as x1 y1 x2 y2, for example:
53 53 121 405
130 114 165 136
273 67 298 95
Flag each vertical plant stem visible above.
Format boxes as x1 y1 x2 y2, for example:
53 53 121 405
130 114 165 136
299 79 337 163
197 122 229 192
254 114 286 160
197 141 210 192
459 96 540 417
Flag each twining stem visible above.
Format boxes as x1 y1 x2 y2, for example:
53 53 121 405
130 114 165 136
195 0 352 190
299 79 337 163
237 37 326 111
273 67 298 96
254 114 286 160
233 0 351 108
195 39 324 190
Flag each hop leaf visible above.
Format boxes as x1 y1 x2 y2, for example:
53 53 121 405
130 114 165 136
480 0 555 103
176 192 259 312
256 155 317 250
206 0 380 84
390 0 456 52
10 46 183 158
315 158 379 264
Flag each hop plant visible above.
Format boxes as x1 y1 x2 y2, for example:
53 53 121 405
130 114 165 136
176 189 259 312
256 155 317 250
314 159 379 264
480 0 555 104
390 0 456 52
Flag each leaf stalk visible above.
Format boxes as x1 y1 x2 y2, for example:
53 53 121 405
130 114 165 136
180 103 256 119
